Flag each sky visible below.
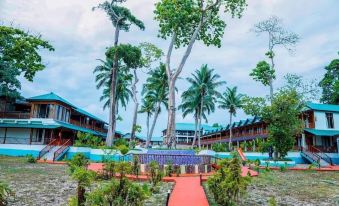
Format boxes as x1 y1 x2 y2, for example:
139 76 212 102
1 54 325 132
1 0 338 137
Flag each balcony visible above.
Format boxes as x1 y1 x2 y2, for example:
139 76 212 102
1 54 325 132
0 112 30 119
70 119 107 133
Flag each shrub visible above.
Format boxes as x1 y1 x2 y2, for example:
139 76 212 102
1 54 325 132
118 145 129 155
116 162 131 179
71 167 96 206
74 132 104 148
148 161 163 192
268 196 277 206
103 161 116 179
211 143 229 152
165 161 173 177
0 181 14 206
26 154 36 163
114 138 129 147
279 163 287 172
68 153 89 174
132 156 140 178
207 157 250 206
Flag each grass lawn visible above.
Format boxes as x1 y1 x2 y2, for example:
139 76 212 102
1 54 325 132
0 155 172 206
204 169 339 206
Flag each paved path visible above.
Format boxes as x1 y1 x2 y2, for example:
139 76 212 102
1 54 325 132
168 176 209 206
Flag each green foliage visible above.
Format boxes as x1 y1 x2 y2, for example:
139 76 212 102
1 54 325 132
0 181 14 206
165 161 174 177
68 153 89 174
116 162 131 179
106 44 143 69
103 161 117 179
154 0 247 48
319 58 339 104
93 1 145 32
71 167 96 206
279 163 287 172
0 25 54 98
74 132 104 148
148 161 163 192
114 138 129 147
268 196 277 206
250 61 275 86
243 89 303 158
133 124 142 134
85 178 149 206
26 154 36 163
138 42 164 68
211 143 229 152
132 156 140 178
117 145 129 155
207 157 250 206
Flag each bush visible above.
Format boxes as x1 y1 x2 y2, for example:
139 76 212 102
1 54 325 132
0 181 14 206
68 153 89 174
74 132 104 148
132 156 140 178
211 143 229 152
165 161 173 177
114 138 129 147
118 145 129 155
116 162 131 179
103 161 116 179
268 196 277 206
207 157 250 206
26 154 36 163
71 167 96 206
148 161 163 192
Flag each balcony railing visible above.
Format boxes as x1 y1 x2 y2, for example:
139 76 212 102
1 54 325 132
69 119 107 133
0 112 30 119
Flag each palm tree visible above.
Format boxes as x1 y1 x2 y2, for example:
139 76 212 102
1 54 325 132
139 98 154 141
94 58 132 114
180 64 225 149
142 63 169 147
218 86 244 151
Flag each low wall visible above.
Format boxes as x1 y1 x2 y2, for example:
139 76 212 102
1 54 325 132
0 144 44 158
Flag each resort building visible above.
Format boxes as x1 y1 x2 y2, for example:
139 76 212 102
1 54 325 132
200 102 339 154
162 123 218 145
122 133 163 146
0 92 116 145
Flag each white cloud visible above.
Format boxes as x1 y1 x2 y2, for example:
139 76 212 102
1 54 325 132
1 0 338 137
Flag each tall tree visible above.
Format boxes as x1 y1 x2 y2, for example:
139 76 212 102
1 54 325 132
93 58 133 112
142 63 169 147
180 65 225 149
93 0 145 147
319 55 339 104
0 25 54 100
218 87 244 151
139 98 154 142
251 16 299 99
132 43 163 146
154 0 247 147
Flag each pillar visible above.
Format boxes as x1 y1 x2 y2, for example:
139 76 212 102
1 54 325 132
253 140 256 152
3 128 7 144
301 133 306 151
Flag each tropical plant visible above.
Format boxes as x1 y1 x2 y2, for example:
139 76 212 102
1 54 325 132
93 0 145 147
148 161 163 192
154 0 247 147
0 181 14 206
74 132 104 148
319 55 339 104
251 16 299 99
180 64 225 149
142 63 169 147
26 154 36 163
218 86 244 151
132 156 140 178
103 160 117 179
211 143 229 152
93 58 133 112
68 153 89 174
0 25 54 99
207 156 250 206
71 167 96 206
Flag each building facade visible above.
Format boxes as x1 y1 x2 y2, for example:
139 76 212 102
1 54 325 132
0 92 115 145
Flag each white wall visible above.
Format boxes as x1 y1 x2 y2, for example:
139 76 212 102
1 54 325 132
4 128 31 144
314 111 339 130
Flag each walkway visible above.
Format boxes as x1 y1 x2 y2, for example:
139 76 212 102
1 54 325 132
169 177 208 206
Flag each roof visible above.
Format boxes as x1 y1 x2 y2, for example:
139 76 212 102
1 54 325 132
123 133 163 142
172 123 219 132
304 128 339 137
27 92 107 123
305 102 339 112
0 119 106 137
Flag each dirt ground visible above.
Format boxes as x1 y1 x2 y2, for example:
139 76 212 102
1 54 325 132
0 156 172 206
205 169 339 206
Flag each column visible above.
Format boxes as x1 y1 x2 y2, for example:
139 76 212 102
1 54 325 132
301 133 306 151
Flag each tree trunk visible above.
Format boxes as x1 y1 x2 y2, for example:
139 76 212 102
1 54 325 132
77 185 85 206
229 113 233 151
147 101 161 148
197 96 204 149
165 79 177 148
269 77 274 100
106 23 120 147
145 112 150 145
130 70 139 147
191 114 198 148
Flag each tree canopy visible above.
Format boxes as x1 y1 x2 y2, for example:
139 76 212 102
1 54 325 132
0 25 54 98
319 57 339 104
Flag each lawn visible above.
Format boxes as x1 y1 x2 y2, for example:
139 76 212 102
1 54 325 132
204 169 339 206
0 156 173 206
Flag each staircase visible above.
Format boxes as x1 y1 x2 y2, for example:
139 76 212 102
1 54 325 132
38 139 71 161
301 146 333 167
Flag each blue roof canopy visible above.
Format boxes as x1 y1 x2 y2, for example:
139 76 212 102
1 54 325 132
306 102 339 112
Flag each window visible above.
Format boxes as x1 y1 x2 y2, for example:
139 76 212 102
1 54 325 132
37 104 51 118
326 113 334 129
